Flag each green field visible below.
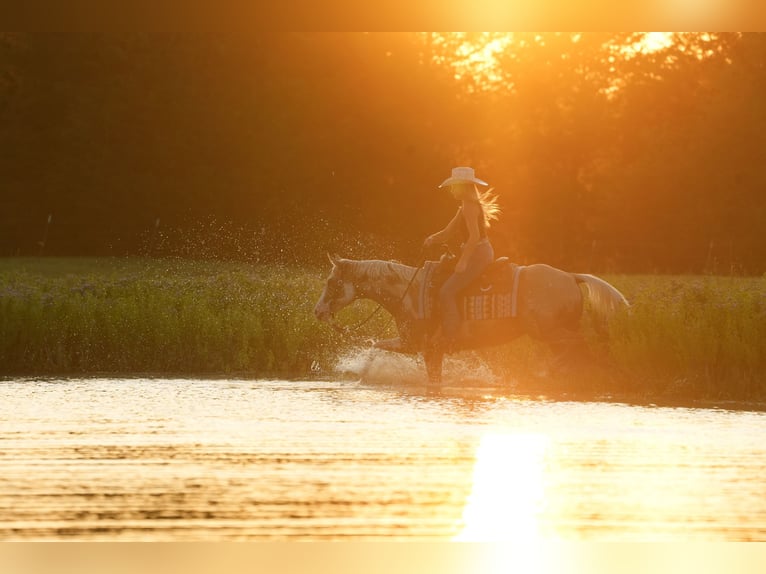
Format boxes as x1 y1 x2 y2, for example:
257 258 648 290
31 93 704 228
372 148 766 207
0 257 364 377
1 257 765 402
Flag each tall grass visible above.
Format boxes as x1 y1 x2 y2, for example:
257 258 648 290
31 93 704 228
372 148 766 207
606 275 766 401
0 257 384 377
463 274 765 402
2 258 765 402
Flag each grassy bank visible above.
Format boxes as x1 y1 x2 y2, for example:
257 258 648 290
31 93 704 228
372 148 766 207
0 257 384 377
606 274 766 401
1 258 765 401
484 273 766 402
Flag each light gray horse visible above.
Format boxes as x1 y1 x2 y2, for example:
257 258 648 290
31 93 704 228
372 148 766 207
314 254 628 385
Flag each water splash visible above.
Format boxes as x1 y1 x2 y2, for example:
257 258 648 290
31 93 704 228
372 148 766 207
334 347 501 387
334 347 424 385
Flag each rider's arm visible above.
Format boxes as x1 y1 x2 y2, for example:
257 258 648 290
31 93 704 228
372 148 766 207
424 208 462 247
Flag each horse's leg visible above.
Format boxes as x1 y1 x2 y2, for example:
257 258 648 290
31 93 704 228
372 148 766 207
543 325 590 374
423 346 444 386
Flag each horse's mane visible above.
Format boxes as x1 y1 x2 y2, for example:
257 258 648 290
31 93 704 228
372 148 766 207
344 259 415 284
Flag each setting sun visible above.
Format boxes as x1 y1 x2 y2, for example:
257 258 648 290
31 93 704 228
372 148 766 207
421 32 682 94
426 32 514 89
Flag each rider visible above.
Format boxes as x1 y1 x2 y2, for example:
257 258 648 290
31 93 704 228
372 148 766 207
423 166 500 350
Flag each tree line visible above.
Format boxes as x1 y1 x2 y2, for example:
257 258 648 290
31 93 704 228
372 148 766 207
1 33 764 273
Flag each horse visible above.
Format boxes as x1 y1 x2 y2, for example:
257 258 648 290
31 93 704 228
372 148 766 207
313 253 629 386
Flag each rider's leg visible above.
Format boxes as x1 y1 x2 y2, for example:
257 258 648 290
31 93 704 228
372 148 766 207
438 241 494 342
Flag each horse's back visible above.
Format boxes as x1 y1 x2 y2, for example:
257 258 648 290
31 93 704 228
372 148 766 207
517 263 583 321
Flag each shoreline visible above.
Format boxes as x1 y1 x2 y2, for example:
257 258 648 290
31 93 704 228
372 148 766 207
3 372 766 414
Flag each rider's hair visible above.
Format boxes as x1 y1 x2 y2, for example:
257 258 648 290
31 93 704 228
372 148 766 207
477 187 501 228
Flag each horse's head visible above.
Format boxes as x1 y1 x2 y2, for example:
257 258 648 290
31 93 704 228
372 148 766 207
313 253 357 322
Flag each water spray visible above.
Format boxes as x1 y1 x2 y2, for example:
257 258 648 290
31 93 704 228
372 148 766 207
38 213 52 256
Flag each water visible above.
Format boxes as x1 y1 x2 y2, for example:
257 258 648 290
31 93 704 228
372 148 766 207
1 374 766 541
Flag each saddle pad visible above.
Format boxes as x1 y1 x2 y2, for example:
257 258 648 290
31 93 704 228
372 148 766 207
418 261 523 321
417 261 440 320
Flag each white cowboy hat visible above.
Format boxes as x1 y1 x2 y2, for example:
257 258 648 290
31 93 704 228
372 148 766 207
438 166 489 188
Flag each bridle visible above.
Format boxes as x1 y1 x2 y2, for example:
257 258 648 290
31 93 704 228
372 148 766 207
328 257 423 341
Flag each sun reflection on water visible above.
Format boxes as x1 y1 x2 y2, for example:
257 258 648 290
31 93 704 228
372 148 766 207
456 432 550 542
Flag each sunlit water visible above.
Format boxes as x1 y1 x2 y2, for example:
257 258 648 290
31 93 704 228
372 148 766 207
1 372 766 541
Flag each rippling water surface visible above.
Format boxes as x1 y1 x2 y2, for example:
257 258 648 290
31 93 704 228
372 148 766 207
1 377 765 541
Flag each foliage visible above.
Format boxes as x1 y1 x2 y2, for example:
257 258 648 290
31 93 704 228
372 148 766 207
0 257 385 376
606 274 766 400
1 33 765 274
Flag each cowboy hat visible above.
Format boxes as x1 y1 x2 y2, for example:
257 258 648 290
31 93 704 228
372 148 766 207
438 166 489 188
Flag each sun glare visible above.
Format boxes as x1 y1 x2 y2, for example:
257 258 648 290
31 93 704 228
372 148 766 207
621 32 676 56
452 33 514 87
423 32 682 94
456 432 550 542
643 32 675 51
425 32 514 92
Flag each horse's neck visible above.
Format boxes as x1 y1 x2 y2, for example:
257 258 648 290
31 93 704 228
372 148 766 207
349 260 421 317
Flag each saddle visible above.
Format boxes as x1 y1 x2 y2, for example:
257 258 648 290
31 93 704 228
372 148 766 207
419 255 523 322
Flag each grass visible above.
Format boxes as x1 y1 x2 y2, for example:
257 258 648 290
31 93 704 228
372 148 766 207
605 274 766 401
0 257 385 378
2 257 765 402
481 273 766 403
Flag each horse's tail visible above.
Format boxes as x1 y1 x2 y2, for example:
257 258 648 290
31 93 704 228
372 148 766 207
572 273 630 318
